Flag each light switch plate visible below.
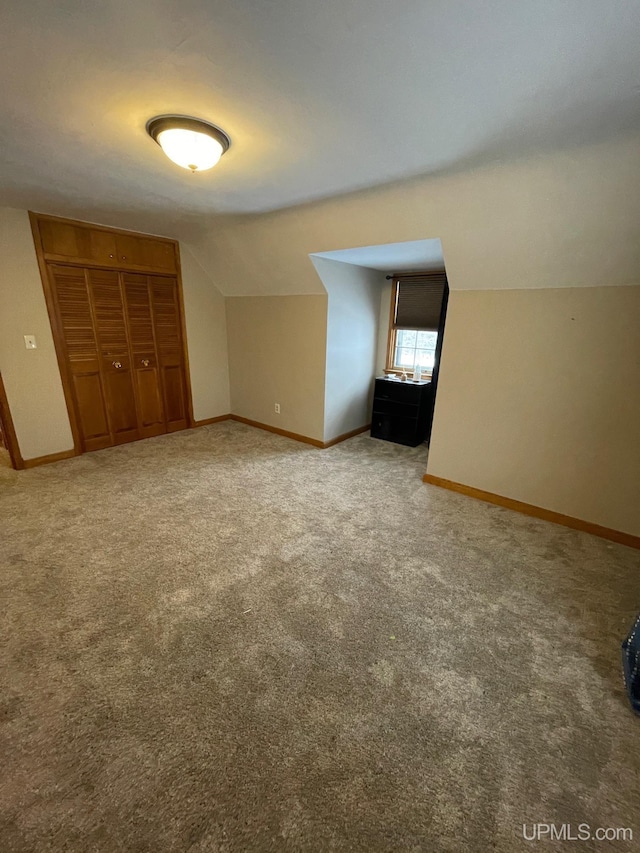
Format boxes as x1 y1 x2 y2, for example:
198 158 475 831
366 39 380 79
24 335 37 349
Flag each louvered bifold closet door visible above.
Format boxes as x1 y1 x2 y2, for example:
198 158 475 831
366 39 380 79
122 274 166 439
149 276 189 432
87 269 139 445
49 265 112 451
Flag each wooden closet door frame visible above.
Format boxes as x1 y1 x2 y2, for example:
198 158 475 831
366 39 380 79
29 212 195 457
172 251 195 431
0 372 25 469
31 231 84 456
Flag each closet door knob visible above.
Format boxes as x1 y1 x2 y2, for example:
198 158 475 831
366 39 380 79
141 359 150 367
112 361 122 369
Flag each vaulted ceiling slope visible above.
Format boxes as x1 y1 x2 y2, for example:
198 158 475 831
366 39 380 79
1 0 640 237
192 133 640 295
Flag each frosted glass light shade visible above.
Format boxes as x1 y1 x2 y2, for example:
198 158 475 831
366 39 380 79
157 128 223 171
147 117 230 172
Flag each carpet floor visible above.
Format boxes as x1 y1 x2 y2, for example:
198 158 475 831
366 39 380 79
1 421 638 852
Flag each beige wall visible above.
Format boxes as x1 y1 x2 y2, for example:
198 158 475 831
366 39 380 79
226 295 327 441
4 130 639 537
180 245 230 421
310 257 383 442
0 208 230 461
192 132 640 297
428 286 640 536
192 133 640 535
0 208 74 459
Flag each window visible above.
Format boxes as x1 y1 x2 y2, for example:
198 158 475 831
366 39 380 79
393 329 438 372
386 272 447 375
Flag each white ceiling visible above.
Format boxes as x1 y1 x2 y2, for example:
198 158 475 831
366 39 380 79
1 1 640 232
312 239 444 273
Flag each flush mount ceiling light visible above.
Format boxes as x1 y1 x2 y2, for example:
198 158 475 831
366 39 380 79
146 116 231 172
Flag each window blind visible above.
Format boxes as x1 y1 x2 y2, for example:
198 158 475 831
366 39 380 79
394 272 447 331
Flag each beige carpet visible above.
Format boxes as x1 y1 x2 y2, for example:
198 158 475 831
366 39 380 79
1 421 638 852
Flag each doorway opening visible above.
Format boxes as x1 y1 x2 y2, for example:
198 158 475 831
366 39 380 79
383 270 449 442
310 238 449 448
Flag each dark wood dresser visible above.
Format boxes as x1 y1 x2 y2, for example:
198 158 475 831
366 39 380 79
370 378 433 447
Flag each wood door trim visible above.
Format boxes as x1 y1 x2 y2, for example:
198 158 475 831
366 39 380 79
0 372 25 469
30 212 177 274
30 215 83 454
23 449 77 468
423 473 640 550
40 255 176 275
173 246 195 428
30 213 195 456
29 211 176 247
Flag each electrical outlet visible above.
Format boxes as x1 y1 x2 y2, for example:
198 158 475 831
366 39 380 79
274 403 281 414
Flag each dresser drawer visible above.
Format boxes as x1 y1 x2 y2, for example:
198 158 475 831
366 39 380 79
371 413 424 447
374 378 425 403
372 398 419 417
